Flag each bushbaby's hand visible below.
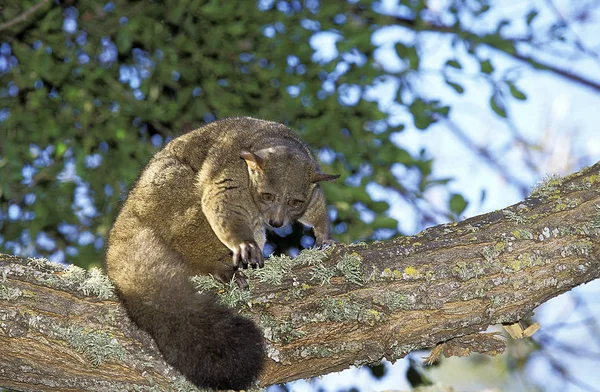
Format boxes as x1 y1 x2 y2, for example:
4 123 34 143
233 270 249 290
315 235 336 249
232 240 264 270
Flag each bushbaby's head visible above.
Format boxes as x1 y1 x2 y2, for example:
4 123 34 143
241 146 338 228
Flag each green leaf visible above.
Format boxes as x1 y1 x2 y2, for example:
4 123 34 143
371 216 398 230
349 187 372 204
436 105 451 117
526 10 538 25
480 59 494 74
449 193 468 216
409 98 436 130
414 115 433 130
395 42 419 70
445 80 465 94
508 83 527 101
369 201 389 214
445 59 462 69
490 94 507 117
116 28 132 54
496 19 511 33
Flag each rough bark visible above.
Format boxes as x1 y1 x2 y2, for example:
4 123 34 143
1 162 599 391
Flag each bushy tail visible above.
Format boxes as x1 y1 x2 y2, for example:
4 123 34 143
107 229 264 390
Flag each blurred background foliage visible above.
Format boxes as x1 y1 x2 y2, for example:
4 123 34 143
1 0 600 391
0 0 497 267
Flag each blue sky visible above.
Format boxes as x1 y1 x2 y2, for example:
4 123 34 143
282 1 600 390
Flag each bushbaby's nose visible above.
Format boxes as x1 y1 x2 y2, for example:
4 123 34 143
269 218 284 228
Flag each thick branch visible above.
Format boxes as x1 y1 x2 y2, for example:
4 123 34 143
1 162 600 391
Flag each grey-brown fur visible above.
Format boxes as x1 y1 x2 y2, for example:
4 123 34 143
105 117 337 389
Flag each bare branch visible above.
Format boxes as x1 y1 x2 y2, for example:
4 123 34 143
0 0 52 33
543 0 600 66
441 117 531 196
387 15 600 93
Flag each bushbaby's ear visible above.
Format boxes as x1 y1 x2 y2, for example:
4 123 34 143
311 172 340 183
240 150 264 171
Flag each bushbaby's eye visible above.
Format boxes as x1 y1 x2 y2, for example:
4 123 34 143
289 199 304 208
261 193 275 202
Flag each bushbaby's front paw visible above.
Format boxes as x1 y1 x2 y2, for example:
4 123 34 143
315 235 336 249
233 270 249 290
214 270 249 290
232 240 264 270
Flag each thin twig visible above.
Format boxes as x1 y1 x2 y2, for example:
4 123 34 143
386 14 600 94
543 0 600 65
0 0 52 33
441 117 531 196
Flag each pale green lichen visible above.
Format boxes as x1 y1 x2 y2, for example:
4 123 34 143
561 240 593 257
592 204 600 228
310 262 335 285
336 253 364 285
453 260 486 280
501 236 515 252
506 258 524 272
191 274 222 292
309 251 364 286
464 224 480 233
215 279 253 308
481 245 500 262
48 264 114 299
377 291 413 311
191 275 252 308
502 209 529 224
296 247 329 265
553 197 579 212
78 268 114 299
298 344 332 358
286 282 308 300
390 343 420 359
492 295 506 307
381 268 403 280
530 174 563 199
566 180 592 191
27 257 50 269
260 315 305 344
0 271 22 300
253 254 294 285
512 229 533 240
54 326 126 366
319 297 367 322
517 250 547 268
62 264 87 282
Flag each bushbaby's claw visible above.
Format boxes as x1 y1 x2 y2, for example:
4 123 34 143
315 236 336 249
234 270 249 290
232 240 264 270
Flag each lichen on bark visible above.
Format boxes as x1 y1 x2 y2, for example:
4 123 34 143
0 162 599 390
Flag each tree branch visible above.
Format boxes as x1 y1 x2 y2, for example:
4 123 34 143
1 162 599 391
0 0 52 33
388 15 600 93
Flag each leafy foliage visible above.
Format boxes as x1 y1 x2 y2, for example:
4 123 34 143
0 0 584 268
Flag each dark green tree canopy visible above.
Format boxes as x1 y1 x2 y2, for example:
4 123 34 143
2 1 598 267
